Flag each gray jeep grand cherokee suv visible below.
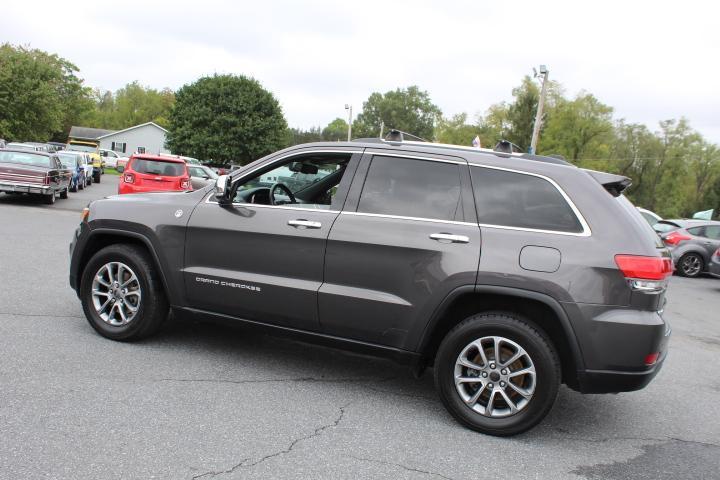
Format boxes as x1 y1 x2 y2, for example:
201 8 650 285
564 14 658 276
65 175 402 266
69 140 672 436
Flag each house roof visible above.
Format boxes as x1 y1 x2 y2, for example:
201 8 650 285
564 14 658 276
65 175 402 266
68 126 116 140
98 122 168 139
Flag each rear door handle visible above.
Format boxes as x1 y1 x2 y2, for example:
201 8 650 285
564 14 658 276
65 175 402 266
429 233 470 243
288 219 322 229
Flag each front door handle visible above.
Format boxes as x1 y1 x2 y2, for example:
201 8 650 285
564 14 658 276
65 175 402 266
430 233 470 244
288 219 322 229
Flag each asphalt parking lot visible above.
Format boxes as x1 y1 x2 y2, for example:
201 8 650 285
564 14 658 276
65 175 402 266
1 175 719 480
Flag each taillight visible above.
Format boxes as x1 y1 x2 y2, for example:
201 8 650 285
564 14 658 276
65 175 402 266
615 255 673 293
180 178 191 190
43 176 50 185
663 231 691 246
644 352 660 366
714 247 720 259
615 255 673 280
123 172 135 184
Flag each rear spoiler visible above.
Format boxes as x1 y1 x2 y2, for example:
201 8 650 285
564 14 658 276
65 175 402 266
583 169 632 197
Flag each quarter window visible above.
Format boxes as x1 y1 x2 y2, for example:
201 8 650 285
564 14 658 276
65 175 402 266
357 156 463 222
703 226 720 240
471 167 583 233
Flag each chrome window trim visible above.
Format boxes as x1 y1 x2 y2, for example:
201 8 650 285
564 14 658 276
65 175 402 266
469 163 592 237
341 211 476 226
365 150 466 165
230 149 363 186
204 194 339 214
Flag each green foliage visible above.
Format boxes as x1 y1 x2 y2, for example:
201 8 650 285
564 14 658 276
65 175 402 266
435 113 479 146
540 92 614 161
0 44 94 142
353 86 441 140
166 74 287 165
87 82 175 130
322 118 349 141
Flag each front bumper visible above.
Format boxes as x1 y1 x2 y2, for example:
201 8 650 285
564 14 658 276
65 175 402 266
0 181 51 195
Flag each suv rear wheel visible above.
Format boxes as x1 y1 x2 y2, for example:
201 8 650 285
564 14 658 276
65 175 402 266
435 312 560 436
80 244 168 341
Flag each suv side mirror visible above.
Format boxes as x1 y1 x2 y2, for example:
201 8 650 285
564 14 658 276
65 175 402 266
214 175 232 204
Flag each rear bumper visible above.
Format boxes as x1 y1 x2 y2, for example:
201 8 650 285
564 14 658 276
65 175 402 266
576 356 667 394
0 181 51 194
563 302 671 393
709 258 720 277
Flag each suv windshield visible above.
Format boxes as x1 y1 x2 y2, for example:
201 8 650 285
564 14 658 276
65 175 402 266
131 159 185 176
68 144 97 153
0 151 51 168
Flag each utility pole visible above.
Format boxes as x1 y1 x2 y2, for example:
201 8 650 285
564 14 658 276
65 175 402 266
345 104 353 141
530 65 549 155
379 120 384 139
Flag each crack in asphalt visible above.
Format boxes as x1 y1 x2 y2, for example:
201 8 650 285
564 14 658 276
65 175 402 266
191 402 352 479
549 428 720 448
347 455 456 480
0 311 84 319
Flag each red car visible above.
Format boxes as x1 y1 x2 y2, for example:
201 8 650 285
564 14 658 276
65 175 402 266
118 154 191 195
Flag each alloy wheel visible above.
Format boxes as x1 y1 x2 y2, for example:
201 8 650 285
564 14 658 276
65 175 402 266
91 262 142 326
454 336 536 418
681 254 702 277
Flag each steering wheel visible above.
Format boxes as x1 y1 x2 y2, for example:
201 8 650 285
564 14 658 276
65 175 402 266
269 183 296 205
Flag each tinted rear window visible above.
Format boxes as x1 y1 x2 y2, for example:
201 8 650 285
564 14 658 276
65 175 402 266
131 159 185 176
357 155 462 221
471 167 583 233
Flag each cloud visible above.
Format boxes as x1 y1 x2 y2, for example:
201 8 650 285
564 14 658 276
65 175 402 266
3 0 719 141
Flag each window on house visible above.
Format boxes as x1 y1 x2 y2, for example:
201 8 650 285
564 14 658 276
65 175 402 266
111 142 126 153
137 146 146 154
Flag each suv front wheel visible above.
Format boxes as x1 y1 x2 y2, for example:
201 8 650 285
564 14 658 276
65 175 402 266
435 312 560 436
80 244 168 341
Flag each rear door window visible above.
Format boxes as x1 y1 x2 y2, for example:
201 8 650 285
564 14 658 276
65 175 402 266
357 155 463 222
471 166 583 233
703 226 720 240
131 159 185 176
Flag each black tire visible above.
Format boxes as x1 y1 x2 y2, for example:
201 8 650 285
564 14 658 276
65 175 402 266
93 172 101 183
80 244 169 341
60 186 68 199
43 191 56 205
677 252 704 278
70 180 78 193
434 312 560 436
87 175 92 185
79 177 85 190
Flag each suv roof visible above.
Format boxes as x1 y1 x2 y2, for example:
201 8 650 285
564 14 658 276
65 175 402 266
348 138 572 166
130 154 185 163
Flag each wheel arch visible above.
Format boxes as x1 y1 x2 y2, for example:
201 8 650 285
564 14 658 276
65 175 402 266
75 229 174 304
417 285 585 388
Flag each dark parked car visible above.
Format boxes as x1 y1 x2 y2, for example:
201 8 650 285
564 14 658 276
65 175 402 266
69 140 671 436
0 149 70 204
57 151 87 192
657 219 720 277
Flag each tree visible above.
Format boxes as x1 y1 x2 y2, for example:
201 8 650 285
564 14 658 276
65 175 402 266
87 82 175 130
0 44 93 141
353 86 441 139
540 92 614 162
166 74 287 165
322 118 349 141
435 113 479 146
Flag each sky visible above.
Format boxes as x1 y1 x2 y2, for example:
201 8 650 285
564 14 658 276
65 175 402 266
3 0 719 142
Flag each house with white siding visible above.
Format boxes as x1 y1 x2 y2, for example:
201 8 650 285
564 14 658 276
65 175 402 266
68 122 169 155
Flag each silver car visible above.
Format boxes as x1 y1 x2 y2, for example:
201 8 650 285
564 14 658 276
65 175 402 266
658 219 720 277
187 164 218 190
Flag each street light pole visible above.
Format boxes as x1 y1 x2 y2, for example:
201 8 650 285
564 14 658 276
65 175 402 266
345 104 353 141
530 65 549 155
